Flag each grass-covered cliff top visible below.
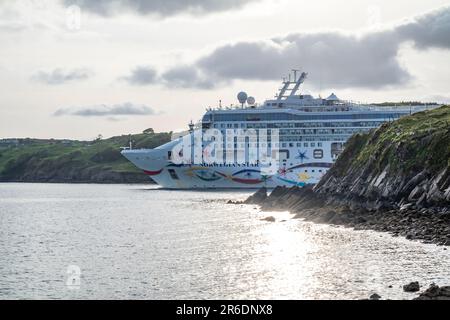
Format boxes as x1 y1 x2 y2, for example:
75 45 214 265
333 105 450 177
0 131 171 182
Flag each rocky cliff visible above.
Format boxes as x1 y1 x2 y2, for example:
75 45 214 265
314 105 450 210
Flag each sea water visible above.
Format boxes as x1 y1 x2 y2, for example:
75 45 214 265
0 183 449 299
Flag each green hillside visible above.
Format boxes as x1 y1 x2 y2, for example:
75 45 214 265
0 131 171 183
350 105 450 175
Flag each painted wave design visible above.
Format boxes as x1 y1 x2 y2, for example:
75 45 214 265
158 163 331 185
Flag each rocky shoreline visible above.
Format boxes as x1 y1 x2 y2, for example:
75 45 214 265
238 106 450 246
235 187 450 300
242 186 450 246
412 283 450 300
231 188 450 300
230 106 450 300
368 282 450 300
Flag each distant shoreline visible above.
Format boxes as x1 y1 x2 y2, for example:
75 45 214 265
0 131 171 184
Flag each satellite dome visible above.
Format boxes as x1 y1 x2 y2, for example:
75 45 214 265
247 96 256 105
237 91 248 104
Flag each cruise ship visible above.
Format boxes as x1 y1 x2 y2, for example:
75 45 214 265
121 70 435 189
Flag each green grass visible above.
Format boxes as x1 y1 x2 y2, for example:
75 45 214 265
342 105 450 176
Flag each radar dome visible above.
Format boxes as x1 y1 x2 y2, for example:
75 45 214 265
237 91 248 104
247 96 256 105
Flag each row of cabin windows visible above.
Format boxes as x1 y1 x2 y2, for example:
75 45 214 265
280 136 348 142
203 142 323 148
209 129 348 141
194 136 347 143
281 142 322 148
213 121 384 129
194 142 323 149
204 113 402 122
279 128 364 135
213 127 365 135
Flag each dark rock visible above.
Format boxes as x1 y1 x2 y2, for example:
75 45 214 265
369 293 381 300
261 216 275 222
403 281 420 292
227 199 245 204
414 283 450 300
406 233 415 240
244 187 267 204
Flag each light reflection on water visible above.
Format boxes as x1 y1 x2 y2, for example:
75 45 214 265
0 183 449 300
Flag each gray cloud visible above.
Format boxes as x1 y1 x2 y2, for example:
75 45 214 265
143 6 450 90
397 6 450 50
31 68 93 85
54 102 157 117
121 66 157 85
62 0 258 17
122 65 220 89
160 65 218 89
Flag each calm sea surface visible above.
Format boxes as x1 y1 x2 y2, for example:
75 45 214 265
0 183 449 300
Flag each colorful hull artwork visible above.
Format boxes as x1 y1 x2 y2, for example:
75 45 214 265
140 162 333 188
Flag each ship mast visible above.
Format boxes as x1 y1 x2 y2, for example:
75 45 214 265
277 77 290 101
276 69 308 100
289 71 308 97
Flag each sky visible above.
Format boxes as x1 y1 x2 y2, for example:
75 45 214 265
0 0 449 140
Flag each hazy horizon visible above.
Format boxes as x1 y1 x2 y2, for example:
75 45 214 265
1 0 450 140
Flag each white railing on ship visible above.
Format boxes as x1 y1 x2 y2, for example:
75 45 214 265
206 102 438 112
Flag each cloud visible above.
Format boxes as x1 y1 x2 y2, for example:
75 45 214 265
0 1 63 33
0 21 27 32
397 6 450 50
136 6 450 90
31 68 93 85
62 0 258 17
122 65 220 89
121 66 157 85
160 65 218 89
54 102 158 117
